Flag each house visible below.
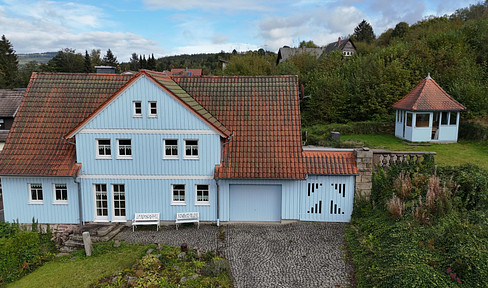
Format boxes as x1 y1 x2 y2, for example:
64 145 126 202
0 70 357 226
324 37 356 57
277 47 325 64
170 68 202 76
392 74 466 142
0 89 25 151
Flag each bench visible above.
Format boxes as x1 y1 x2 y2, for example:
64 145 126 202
132 213 160 232
175 212 199 230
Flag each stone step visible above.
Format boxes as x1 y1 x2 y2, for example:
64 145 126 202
59 246 78 253
64 239 84 248
69 224 125 243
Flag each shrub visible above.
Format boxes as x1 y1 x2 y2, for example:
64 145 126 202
386 194 404 218
201 258 229 277
459 121 488 141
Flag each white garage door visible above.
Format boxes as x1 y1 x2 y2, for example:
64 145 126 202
229 184 282 221
301 176 354 222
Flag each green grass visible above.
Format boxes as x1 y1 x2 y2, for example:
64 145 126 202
340 134 488 170
8 242 146 288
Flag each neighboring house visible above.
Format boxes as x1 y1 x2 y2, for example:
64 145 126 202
0 89 25 151
392 74 466 142
0 70 357 226
324 37 356 57
277 47 325 64
170 68 202 76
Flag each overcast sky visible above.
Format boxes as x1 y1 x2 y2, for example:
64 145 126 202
0 0 480 61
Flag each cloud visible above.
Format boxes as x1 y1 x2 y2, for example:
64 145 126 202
173 42 260 55
212 34 229 44
142 0 271 11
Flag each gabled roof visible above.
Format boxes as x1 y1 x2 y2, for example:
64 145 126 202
324 38 356 55
392 75 466 111
303 150 358 175
174 75 306 179
170 68 202 76
0 73 133 176
65 71 230 138
0 89 25 117
277 47 325 64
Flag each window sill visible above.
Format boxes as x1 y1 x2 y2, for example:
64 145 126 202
53 202 68 205
117 157 133 160
195 202 210 206
183 157 199 160
171 202 186 206
28 201 43 205
148 115 158 118
96 156 112 160
163 156 179 160
133 115 142 118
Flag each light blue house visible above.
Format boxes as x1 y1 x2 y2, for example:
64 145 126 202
393 75 466 143
0 71 358 227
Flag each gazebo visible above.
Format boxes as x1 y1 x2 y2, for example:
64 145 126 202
392 74 466 142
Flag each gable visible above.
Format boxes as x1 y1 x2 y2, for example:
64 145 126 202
76 76 221 133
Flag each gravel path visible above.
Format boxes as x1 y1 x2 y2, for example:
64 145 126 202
116 222 353 288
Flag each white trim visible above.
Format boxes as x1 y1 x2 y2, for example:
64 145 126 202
111 184 127 222
183 139 199 160
80 129 219 135
195 184 210 205
117 138 133 160
96 138 112 159
28 183 43 204
78 174 214 180
133 101 142 117
94 183 109 221
148 101 158 118
171 184 186 205
163 139 179 160
52 183 68 205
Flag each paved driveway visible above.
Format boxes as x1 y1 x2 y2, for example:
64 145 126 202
116 222 353 288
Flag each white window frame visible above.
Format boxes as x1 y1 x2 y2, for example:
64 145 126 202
94 184 109 221
0 118 4 129
29 183 43 204
163 139 178 159
133 101 142 117
96 139 112 159
117 139 132 159
112 184 127 222
53 183 68 204
195 184 210 205
171 184 186 205
148 101 157 118
184 139 199 159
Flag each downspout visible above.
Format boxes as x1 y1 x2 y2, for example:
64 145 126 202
216 132 234 227
73 176 83 226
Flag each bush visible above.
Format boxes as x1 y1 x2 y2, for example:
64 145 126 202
459 121 488 141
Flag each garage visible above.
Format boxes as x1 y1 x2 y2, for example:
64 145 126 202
229 184 282 221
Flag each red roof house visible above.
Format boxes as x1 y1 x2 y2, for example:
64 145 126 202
392 74 466 142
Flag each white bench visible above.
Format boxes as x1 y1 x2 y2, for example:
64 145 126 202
176 212 199 230
132 213 160 232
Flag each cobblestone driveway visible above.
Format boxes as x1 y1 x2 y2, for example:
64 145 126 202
116 222 353 288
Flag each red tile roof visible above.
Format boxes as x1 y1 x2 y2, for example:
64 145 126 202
303 150 358 175
0 73 133 176
170 68 202 76
0 89 25 117
392 76 466 111
174 75 306 179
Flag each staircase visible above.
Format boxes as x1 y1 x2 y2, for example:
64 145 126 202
60 223 126 253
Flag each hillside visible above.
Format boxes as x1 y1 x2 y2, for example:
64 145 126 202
17 52 57 65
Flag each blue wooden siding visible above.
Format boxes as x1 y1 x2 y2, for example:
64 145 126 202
229 184 282 221
80 178 217 222
76 133 221 176
1 177 79 223
218 179 302 222
81 76 215 131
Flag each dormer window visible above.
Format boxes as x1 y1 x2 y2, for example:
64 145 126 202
0 119 4 129
133 101 142 117
149 101 157 117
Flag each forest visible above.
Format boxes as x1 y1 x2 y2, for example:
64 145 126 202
1 1 487 124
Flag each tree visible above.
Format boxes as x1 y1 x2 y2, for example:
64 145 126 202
129 53 139 71
353 20 376 43
391 22 409 39
90 49 102 66
46 48 84 72
0 35 19 88
147 53 156 70
299 40 319 48
84 50 92 73
101 49 118 67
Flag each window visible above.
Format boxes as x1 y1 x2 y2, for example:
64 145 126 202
112 184 126 219
0 119 4 129
95 184 108 218
184 140 198 159
97 139 111 158
133 101 142 117
441 111 449 125
196 184 209 205
449 112 457 125
149 101 157 117
172 184 185 204
406 113 412 127
164 139 178 159
29 183 43 204
415 113 430 127
117 139 132 159
54 184 68 204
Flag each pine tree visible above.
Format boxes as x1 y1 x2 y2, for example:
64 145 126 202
141 55 147 69
84 50 92 73
147 53 156 70
353 20 376 43
0 35 19 88
129 53 139 71
101 49 118 67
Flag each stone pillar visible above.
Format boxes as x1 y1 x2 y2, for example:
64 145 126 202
355 147 373 199
82 231 93 256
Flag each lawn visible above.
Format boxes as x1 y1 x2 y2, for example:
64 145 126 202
8 242 146 288
340 134 488 170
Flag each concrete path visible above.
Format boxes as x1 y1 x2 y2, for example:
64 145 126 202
116 222 353 288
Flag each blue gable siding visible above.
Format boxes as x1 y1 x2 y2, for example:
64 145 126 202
2 177 79 224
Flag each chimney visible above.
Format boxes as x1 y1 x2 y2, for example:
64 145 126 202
338 37 341 46
95 66 116 74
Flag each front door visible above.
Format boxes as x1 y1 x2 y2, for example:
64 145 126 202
112 184 126 222
94 184 109 221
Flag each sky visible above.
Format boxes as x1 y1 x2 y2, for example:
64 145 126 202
0 0 481 61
